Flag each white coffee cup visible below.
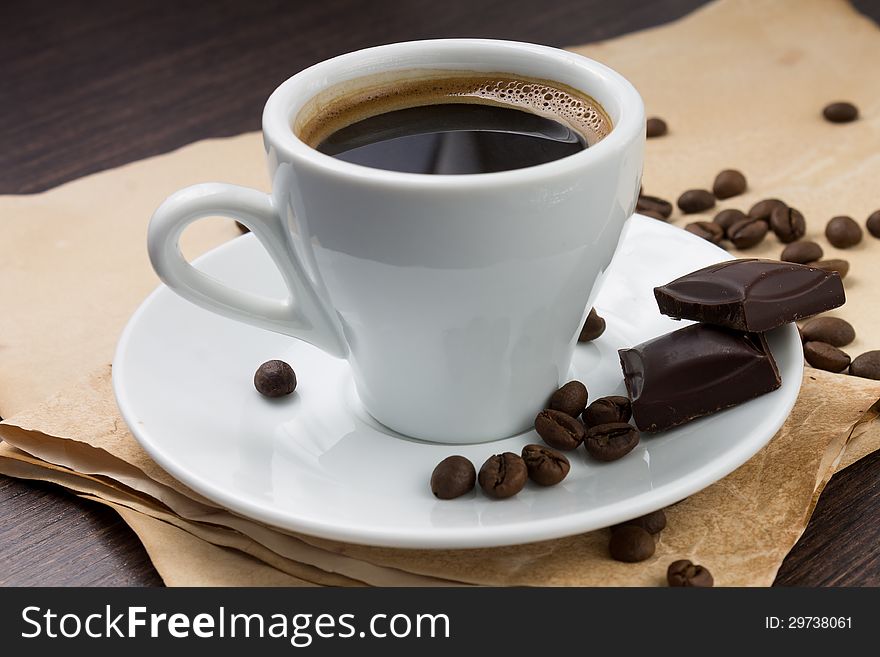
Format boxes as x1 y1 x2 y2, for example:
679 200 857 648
148 39 644 443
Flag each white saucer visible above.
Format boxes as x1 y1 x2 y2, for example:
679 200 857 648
113 215 802 548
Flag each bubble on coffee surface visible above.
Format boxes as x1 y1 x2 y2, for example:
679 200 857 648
297 73 611 150
461 78 608 139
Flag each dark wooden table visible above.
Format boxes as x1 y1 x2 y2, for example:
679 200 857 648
2 0 879 586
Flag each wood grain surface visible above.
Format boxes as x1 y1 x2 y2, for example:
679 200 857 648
1 0 878 586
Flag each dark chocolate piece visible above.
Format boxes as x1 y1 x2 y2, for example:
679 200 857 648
619 324 781 433
653 259 845 332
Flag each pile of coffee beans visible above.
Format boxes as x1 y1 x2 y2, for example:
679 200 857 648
430 377 639 500
536 380 641 463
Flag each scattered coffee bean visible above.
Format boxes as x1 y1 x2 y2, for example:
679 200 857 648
584 422 639 462
235 221 250 233
822 101 858 123
640 209 667 221
646 117 668 138
478 453 528 499
253 360 297 397
667 559 714 587
583 396 632 427
807 259 849 279
825 215 863 248
677 189 716 214
611 509 667 535
578 308 606 342
804 341 851 373
728 217 768 249
685 221 724 244
850 351 880 380
430 456 476 499
535 409 586 451
712 169 747 199
608 525 655 563
521 444 571 486
549 380 589 418
636 195 673 219
769 205 806 243
780 240 823 264
713 208 747 234
748 198 787 222
800 316 855 347
866 210 880 238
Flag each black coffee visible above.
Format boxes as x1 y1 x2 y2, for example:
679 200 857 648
298 74 610 175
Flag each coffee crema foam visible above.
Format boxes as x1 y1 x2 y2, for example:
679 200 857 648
296 72 612 150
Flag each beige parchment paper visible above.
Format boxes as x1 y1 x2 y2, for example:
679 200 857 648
2 0 880 585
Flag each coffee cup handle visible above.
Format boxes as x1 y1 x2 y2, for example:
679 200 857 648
147 182 349 358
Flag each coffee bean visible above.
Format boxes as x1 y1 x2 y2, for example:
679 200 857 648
611 509 667 535
578 308 606 342
667 559 714 587
235 221 250 233
713 208 747 234
478 453 528 499
685 221 724 244
253 360 297 397
640 209 667 221
583 396 632 427
800 316 855 347
807 259 849 279
822 101 858 123
646 117 668 138
781 240 823 264
521 444 571 486
850 351 880 380
804 341 851 373
712 169 747 199
728 217 768 249
549 380 589 418
608 525 655 563
769 205 806 243
677 189 716 214
866 210 880 238
584 422 639 462
430 456 476 499
535 409 586 450
637 195 673 219
826 215 863 248
748 198 787 222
